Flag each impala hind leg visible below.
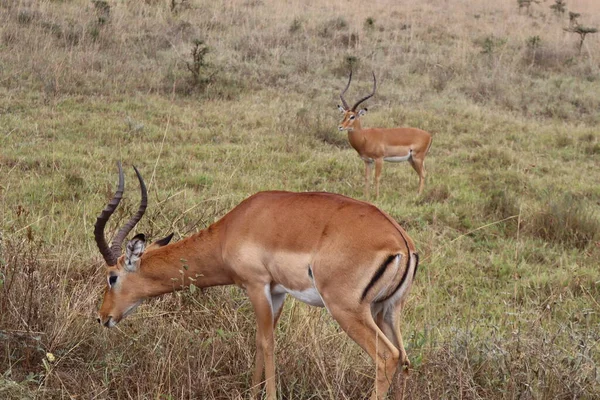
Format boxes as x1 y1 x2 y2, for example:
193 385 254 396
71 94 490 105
409 157 426 195
329 305 400 400
375 308 410 400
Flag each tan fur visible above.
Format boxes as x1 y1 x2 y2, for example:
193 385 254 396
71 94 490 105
339 112 433 197
97 191 417 400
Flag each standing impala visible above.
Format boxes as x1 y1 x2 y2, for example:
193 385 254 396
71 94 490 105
95 163 419 400
338 71 433 197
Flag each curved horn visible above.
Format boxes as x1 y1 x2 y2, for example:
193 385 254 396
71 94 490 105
339 70 352 110
94 162 125 266
109 165 148 258
351 71 377 111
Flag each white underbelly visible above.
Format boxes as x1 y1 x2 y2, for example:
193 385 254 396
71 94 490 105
384 154 411 162
272 284 325 307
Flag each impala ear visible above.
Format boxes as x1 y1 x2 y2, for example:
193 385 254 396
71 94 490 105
124 233 146 272
337 105 346 113
358 108 367 116
154 233 174 247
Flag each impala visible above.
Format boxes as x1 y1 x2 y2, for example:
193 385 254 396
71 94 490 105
338 71 433 197
95 163 419 400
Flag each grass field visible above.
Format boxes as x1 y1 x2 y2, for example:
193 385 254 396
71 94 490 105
1 0 599 398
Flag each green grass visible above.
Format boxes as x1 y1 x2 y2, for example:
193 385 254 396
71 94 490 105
1 0 600 399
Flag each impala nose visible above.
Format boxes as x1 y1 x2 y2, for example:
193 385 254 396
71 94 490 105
97 315 113 327
338 126 344 131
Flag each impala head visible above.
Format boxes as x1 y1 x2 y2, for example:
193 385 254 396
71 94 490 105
337 71 377 132
94 162 173 328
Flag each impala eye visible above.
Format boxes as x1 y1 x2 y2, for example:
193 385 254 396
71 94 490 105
108 275 118 287
349 115 355 120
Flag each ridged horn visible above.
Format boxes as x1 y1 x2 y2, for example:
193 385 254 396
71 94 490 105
94 162 125 266
339 70 352 110
93 163 148 266
351 71 377 111
109 165 148 258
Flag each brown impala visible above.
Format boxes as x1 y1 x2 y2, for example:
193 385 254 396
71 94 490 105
338 71 433 197
95 163 419 400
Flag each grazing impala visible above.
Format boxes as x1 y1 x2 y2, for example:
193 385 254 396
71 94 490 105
95 163 419 400
338 71 433 197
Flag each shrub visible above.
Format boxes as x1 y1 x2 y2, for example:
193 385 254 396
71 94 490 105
517 0 540 14
550 0 567 16
289 17 302 34
477 35 507 55
564 12 598 54
186 39 211 88
92 0 110 25
525 35 542 66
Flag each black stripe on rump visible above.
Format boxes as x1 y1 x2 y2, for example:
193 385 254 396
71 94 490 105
413 253 419 278
361 254 397 302
378 252 411 303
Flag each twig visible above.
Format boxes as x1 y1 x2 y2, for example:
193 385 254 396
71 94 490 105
422 215 520 264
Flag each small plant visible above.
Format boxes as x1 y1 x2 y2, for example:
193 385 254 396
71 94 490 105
344 55 359 71
526 35 542 66
549 0 567 16
186 39 210 87
92 0 110 25
569 26 598 54
517 0 540 14
564 12 598 54
568 11 580 25
364 17 375 30
289 17 302 34
478 35 507 55
527 35 541 49
170 0 189 13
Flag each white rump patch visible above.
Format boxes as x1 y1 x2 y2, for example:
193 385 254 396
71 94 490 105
378 252 418 317
372 254 402 303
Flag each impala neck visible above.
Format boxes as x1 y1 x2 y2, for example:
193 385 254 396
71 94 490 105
347 118 366 150
139 226 232 296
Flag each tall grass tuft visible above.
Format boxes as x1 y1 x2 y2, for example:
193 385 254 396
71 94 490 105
528 194 599 249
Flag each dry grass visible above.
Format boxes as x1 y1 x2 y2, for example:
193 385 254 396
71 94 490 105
1 0 600 399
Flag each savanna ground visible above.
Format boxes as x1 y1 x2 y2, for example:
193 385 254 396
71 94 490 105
1 0 599 398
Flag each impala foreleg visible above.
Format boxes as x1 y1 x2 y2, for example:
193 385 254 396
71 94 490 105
364 160 373 198
374 158 383 199
248 285 278 400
